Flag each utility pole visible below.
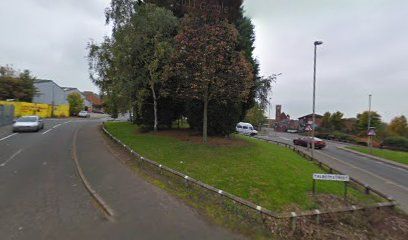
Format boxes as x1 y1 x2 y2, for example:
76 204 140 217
367 94 372 153
51 84 55 118
312 41 323 158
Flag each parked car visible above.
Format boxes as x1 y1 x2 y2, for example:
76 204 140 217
12 116 44 132
293 137 326 149
236 122 258 136
78 111 90 118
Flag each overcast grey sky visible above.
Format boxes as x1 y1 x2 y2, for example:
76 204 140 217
0 0 407 122
244 0 408 122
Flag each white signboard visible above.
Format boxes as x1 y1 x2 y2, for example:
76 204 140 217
368 129 376 136
313 174 350 182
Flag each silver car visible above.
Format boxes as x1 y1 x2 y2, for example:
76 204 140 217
12 116 44 132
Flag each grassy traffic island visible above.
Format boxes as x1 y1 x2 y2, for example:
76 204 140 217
347 146 408 166
104 122 408 239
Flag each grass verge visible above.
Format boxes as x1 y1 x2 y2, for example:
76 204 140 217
105 122 377 212
348 146 408 166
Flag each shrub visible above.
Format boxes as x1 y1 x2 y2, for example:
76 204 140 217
382 136 408 151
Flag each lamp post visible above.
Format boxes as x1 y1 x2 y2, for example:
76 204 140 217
368 94 372 153
311 41 323 158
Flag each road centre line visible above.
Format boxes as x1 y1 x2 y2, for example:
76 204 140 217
0 133 18 142
42 129 53 135
279 137 291 141
53 124 62 129
0 149 23 167
316 150 408 192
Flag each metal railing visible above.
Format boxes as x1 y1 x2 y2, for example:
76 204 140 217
102 124 396 229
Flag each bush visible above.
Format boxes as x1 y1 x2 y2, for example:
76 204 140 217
381 136 408 151
316 131 355 143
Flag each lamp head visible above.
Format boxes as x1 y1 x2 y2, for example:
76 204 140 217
314 41 323 46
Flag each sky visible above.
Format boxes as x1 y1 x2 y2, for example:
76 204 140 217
244 0 408 122
0 0 407 122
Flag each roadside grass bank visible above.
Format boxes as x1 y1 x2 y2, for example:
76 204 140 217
103 122 408 240
105 122 377 211
347 146 408 166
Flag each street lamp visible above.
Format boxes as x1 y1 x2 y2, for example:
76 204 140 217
367 94 373 153
311 41 323 158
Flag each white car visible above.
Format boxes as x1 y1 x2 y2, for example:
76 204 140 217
236 122 258 136
12 116 44 132
78 111 90 118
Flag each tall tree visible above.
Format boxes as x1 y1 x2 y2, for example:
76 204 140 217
173 12 253 142
330 111 345 131
388 115 408 137
0 65 37 102
356 111 382 132
67 93 84 116
133 4 178 131
321 112 332 130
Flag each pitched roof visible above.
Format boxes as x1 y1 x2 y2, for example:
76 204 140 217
83 91 103 105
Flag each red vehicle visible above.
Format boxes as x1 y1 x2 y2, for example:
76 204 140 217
293 137 326 149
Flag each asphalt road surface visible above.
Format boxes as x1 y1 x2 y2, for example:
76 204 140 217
258 130 408 213
0 118 242 240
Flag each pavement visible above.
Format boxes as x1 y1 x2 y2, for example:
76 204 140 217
0 118 242 240
257 129 408 213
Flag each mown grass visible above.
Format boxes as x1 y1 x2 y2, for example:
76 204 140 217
348 146 408 166
105 122 377 211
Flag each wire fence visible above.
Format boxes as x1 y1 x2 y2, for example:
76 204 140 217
102 124 396 230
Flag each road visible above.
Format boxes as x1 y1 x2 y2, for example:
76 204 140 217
0 118 242 240
258 130 408 213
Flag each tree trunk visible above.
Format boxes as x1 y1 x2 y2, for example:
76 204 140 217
151 83 158 133
203 90 208 143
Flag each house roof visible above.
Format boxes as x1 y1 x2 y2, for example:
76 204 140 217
298 114 323 119
62 87 79 92
83 91 103 105
34 79 54 84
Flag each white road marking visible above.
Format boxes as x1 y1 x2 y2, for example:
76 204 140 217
63 121 72 124
42 129 53 135
317 150 408 192
0 149 23 167
53 124 62 129
279 137 291 141
0 133 18 142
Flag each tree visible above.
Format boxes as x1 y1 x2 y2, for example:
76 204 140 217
321 112 332 130
245 103 266 129
0 65 37 102
172 12 254 142
356 111 382 132
330 111 345 131
134 4 178 132
388 115 408 137
67 93 84 116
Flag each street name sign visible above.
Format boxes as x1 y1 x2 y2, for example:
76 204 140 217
313 174 350 182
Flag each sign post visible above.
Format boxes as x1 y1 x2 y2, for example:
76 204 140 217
312 174 350 201
367 127 376 155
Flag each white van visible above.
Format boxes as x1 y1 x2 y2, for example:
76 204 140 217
236 122 258 136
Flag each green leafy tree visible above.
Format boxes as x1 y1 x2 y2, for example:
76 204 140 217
388 115 408 137
172 12 254 142
0 65 37 102
321 112 332 130
245 103 266 129
330 111 345 131
133 4 178 132
356 111 382 133
67 93 84 116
